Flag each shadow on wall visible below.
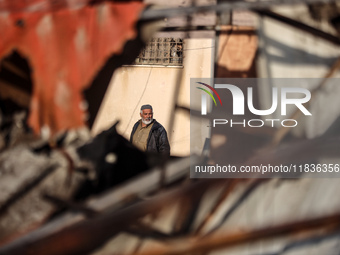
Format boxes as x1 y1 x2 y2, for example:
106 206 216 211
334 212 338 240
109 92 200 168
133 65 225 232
261 35 339 67
216 56 257 78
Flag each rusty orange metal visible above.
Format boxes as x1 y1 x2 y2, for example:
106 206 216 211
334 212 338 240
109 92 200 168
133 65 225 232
0 1 144 135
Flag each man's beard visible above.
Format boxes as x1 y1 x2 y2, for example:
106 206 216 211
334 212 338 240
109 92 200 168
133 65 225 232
142 117 153 125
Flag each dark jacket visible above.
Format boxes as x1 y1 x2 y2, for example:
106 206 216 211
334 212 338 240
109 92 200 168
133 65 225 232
130 119 170 155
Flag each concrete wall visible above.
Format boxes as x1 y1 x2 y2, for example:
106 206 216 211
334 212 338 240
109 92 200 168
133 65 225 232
257 5 340 79
257 5 340 138
92 38 214 156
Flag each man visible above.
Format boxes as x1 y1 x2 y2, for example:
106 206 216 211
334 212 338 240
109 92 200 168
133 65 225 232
130 104 170 155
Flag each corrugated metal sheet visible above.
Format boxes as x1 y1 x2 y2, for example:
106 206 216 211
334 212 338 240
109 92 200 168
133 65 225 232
0 0 144 135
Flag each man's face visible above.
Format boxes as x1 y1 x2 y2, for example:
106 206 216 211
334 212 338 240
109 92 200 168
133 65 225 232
140 109 153 125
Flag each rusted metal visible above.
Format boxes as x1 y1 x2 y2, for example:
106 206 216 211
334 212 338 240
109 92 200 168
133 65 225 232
2 134 340 253
127 212 340 255
0 1 144 135
0 156 196 254
0 0 111 13
0 178 219 255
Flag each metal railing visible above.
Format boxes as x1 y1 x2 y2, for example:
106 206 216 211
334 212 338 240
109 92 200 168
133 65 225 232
134 38 183 66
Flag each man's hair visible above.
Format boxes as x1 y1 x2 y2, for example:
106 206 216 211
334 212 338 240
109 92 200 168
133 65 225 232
141 104 153 111
140 110 154 114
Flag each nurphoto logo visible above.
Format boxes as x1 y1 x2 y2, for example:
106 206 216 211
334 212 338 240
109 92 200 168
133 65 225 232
191 78 340 179
196 82 312 128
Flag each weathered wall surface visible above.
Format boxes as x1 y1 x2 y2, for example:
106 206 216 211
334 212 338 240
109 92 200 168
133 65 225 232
258 5 340 79
257 5 340 138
